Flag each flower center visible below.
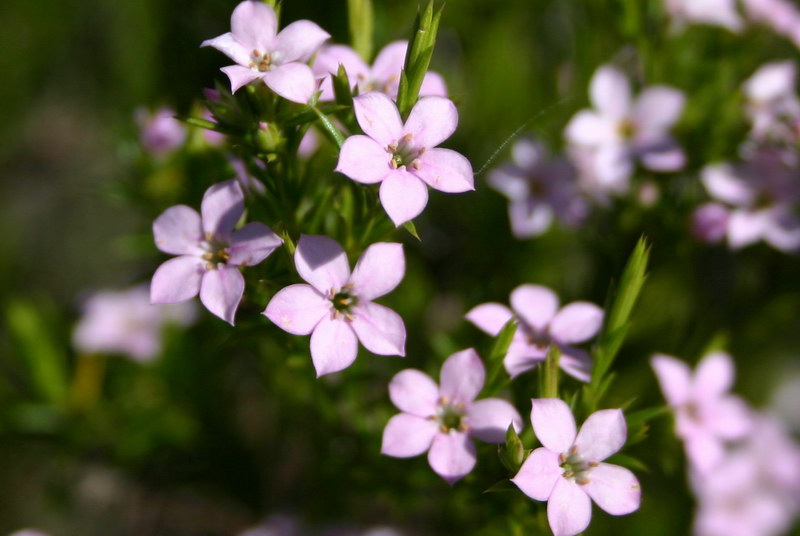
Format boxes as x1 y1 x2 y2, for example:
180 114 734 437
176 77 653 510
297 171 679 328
618 119 637 140
519 321 550 348
435 398 467 433
387 133 425 171
328 284 358 320
250 50 272 72
559 446 597 485
200 233 230 269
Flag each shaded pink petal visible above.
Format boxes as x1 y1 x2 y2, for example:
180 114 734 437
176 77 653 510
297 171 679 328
531 398 577 453
504 344 547 378
634 86 685 134
691 203 730 244
763 209 800 252
349 242 405 300
262 284 328 335
574 408 626 461
262 63 317 104
309 315 358 376
509 201 553 238
353 92 403 146
153 205 203 255
151 256 204 304
414 148 474 193
403 96 458 149
685 433 725 476
389 369 439 417
511 447 562 501
547 478 592 536
230 0 277 51
590 65 631 120
692 351 734 401
350 302 406 356
199 266 244 325
295 234 350 294
549 302 603 345
464 302 514 336
201 179 244 237
221 65 262 94
565 111 615 146
488 168 529 201
274 20 330 63
595 145 633 190
336 135 391 184
558 346 592 383
381 413 438 457
200 33 250 66
439 348 485 405
466 398 523 443
701 164 755 206
420 71 448 97
427 431 477 484
650 353 692 406
584 463 641 515
727 209 767 249
510 284 559 331
379 170 429 226
313 44 369 79
371 41 408 83
706 395 752 440
638 138 685 172
228 222 282 266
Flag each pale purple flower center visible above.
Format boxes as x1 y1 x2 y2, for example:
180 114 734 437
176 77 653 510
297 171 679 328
559 445 596 485
387 133 425 170
200 232 231 268
327 283 359 320
434 397 467 433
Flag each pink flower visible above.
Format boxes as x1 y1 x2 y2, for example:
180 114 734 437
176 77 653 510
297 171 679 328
744 0 800 49
313 41 447 101
335 92 474 226
263 235 406 376
201 0 329 103
651 352 752 476
381 348 522 484
135 107 186 156
150 179 282 325
512 398 641 536
565 65 685 195
466 284 603 382
664 0 743 31
690 203 731 244
743 61 800 143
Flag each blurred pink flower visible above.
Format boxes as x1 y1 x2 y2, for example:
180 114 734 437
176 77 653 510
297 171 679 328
135 107 186 156
201 0 329 103
690 203 731 244
743 61 800 143
263 235 406 376
230 157 266 196
512 398 641 536
466 284 603 381
336 92 474 225
744 0 800 48
381 348 522 484
298 128 320 158
150 179 282 325
664 0 743 31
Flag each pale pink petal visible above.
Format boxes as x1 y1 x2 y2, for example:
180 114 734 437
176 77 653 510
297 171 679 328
353 92 403 146
381 413 438 457
350 302 406 356
634 87 685 134
262 284 329 335
150 256 204 304
230 0 277 51
547 478 592 536
685 433 725 476
420 71 448 97
638 139 686 172
402 96 458 149
509 200 554 238
439 348 485 405
274 20 330 63
464 302 514 336
531 398 577 453
313 44 369 79
336 135 392 184
488 168 529 201
549 302 604 345
510 284 559 331
199 266 244 325
706 395 752 440
309 315 358 376
565 111 615 146
762 209 800 252
388 369 439 417
590 65 631 120
727 209 767 249
379 170 429 226
295 234 350 294
349 242 405 300
650 353 692 406
414 148 474 193
201 179 244 237
262 63 317 104
558 346 592 383
153 205 203 255
692 351 734 400
574 408 626 461
504 344 547 378
371 41 408 83
221 65 262 94
427 431 477 484
511 447 562 501
583 463 641 515
200 32 251 66
466 398 523 443
744 61 797 103
701 164 755 206
228 222 282 266
594 145 633 191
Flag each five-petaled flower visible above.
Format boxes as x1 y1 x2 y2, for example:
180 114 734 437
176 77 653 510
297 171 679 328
150 179 283 325
381 348 523 484
336 92 474 226
512 398 641 536
263 235 406 376
201 0 330 103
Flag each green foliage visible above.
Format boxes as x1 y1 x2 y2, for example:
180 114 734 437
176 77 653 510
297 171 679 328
396 1 444 118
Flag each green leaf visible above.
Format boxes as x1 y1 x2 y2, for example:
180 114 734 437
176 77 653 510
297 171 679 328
605 453 649 472
333 64 354 108
308 104 346 148
402 220 421 241
482 479 519 494
484 319 517 394
347 0 373 61
626 405 670 427
498 423 526 473
395 1 444 118
539 345 561 399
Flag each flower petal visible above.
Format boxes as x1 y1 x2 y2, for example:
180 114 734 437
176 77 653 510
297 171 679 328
199 266 245 325
508 199 554 238
414 148 474 193
353 92 403 146
510 284 559 332
403 96 458 149
381 413 438 457
295 234 350 294
531 398 577 453
388 369 439 417
150 256 204 304
701 164 755 206
466 398 523 443
221 65 262 93
262 284 329 335
274 20 330 63
638 138 686 172
420 71 448 97
465 302 514 337
547 478 592 536
558 346 592 383
565 110 616 146
314 44 369 79
230 0 277 51
727 209 767 249
439 348 485 405
336 135 392 184
685 433 726 476
504 344 547 378
262 63 317 104
650 353 692 406
228 222 282 266
371 41 408 84
511 447 562 501
692 351 734 401
634 86 685 135
309 315 358 376
201 179 244 238
549 302 604 345
583 463 641 515
379 170 429 226
427 431 477 484
200 32 251 66
574 408 627 462
706 395 752 440
350 302 406 356
153 205 203 255
590 65 631 120
349 242 405 300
